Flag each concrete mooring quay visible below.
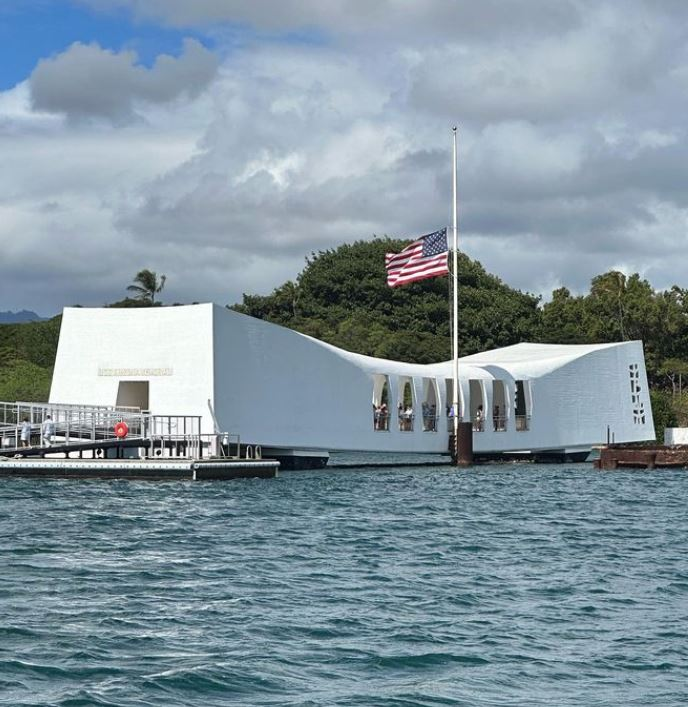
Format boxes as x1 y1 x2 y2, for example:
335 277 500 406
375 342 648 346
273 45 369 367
595 445 688 470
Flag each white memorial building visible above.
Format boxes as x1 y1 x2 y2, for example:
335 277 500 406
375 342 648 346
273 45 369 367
49 304 656 462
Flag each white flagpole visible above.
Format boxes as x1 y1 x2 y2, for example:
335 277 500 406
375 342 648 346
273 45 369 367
452 127 459 459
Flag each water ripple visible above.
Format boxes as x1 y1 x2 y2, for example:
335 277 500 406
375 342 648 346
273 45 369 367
0 463 687 705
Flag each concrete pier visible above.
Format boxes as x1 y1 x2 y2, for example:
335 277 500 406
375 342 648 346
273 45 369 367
595 445 688 470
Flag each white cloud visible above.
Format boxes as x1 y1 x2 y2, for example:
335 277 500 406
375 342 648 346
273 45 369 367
29 38 218 122
4 1 688 315
79 0 581 38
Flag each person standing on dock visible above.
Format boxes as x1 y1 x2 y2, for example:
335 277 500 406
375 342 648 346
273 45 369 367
20 417 31 447
42 415 55 446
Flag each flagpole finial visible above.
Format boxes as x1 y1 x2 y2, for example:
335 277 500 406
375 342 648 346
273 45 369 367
452 126 457 132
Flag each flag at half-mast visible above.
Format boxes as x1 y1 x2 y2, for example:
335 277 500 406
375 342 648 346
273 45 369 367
385 228 449 287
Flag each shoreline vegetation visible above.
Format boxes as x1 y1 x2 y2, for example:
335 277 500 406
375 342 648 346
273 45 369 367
2 239 687 433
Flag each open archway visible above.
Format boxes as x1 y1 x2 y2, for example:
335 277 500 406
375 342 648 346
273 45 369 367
492 380 507 431
515 380 531 431
421 378 439 431
398 377 415 432
372 374 390 431
469 379 485 432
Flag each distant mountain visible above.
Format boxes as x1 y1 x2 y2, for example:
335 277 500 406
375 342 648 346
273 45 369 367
0 310 45 324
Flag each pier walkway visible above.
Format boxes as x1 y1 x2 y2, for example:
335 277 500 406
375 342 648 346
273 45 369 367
0 401 277 480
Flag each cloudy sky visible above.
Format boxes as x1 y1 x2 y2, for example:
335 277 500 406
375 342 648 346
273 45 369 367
1 0 688 315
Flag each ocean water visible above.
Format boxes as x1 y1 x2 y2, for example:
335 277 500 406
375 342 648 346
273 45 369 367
1 461 687 706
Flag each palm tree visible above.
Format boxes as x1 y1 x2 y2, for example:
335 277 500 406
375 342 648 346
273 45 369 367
127 269 167 305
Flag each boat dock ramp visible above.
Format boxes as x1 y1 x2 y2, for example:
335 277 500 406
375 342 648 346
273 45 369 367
0 401 278 480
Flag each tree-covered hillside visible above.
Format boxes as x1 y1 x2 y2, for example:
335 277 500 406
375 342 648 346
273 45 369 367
0 316 61 402
232 238 541 363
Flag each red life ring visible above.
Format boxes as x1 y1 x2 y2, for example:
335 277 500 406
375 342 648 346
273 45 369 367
114 421 129 439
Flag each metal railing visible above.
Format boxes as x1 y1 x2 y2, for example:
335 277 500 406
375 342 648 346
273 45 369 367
473 417 485 432
515 414 531 432
0 400 241 461
373 410 390 431
398 412 414 432
3 413 147 450
492 415 508 432
422 414 439 432
1 401 146 449
0 400 141 427
440 413 529 433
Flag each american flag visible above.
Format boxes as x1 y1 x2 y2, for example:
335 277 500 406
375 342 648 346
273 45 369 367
385 228 449 287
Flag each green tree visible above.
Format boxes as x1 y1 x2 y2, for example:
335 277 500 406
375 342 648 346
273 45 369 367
231 238 541 363
650 389 676 437
107 297 156 309
658 358 688 396
671 392 688 427
658 286 688 363
127 269 167 305
0 359 53 402
0 316 62 368
589 271 629 340
539 288 592 344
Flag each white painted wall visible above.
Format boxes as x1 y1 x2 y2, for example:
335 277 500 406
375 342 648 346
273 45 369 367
212 305 449 452
50 304 656 454
664 428 688 445
508 341 654 449
50 305 216 433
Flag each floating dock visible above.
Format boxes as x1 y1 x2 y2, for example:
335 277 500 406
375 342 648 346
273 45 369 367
0 400 278 481
0 457 278 480
595 445 688 470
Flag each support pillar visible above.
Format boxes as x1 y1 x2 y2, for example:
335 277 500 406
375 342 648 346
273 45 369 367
450 421 473 466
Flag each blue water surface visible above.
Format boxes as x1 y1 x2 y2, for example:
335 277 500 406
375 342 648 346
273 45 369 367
1 461 687 706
